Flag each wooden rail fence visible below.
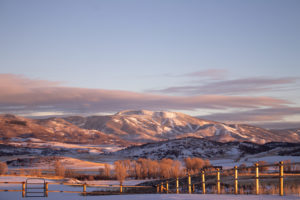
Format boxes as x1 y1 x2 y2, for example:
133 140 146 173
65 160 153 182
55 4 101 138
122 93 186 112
0 180 153 197
156 161 300 196
1 161 300 197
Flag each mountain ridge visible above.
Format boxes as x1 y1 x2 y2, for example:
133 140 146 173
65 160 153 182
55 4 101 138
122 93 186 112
63 110 300 144
1 110 300 145
0 114 129 146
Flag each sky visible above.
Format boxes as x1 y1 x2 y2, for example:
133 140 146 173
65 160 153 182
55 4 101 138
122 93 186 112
0 0 300 129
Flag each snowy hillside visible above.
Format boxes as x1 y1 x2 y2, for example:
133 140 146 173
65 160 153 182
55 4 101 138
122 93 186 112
110 137 300 164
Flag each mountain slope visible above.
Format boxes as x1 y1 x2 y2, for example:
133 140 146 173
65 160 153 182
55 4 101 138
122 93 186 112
271 128 300 142
65 110 300 144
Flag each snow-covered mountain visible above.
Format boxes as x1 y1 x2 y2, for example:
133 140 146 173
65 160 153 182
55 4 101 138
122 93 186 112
1 111 300 167
64 110 300 144
1 110 300 147
0 114 128 146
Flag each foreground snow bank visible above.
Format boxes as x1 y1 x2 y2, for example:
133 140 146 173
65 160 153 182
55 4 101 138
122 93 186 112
0 193 298 200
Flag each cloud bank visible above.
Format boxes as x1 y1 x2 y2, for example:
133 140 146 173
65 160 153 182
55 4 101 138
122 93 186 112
150 77 299 95
200 107 300 122
0 74 290 115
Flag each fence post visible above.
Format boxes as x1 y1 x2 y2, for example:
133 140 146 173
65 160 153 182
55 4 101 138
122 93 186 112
22 182 25 198
202 170 206 194
217 168 221 194
255 163 259 195
279 161 284 196
45 182 48 197
234 166 238 195
120 183 123 193
176 178 179 194
83 183 86 195
188 173 192 194
166 181 169 194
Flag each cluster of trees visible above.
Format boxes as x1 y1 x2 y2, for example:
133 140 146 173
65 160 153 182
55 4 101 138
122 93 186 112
184 157 211 173
98 157 211 184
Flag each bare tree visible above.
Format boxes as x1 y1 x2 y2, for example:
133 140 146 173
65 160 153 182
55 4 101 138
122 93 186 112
0 162 8 175
171 160 182 178
114 161 127 185
184 157 210 174
135 162 142 179
184 157 193 172
55 161 65 177
104 163 111 178
148 159 159 179
159 158 173 179
140 159 149 178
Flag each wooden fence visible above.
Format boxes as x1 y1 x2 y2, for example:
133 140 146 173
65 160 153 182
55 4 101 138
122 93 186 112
1 161 300 197
156 161 300 196
0 180 153 197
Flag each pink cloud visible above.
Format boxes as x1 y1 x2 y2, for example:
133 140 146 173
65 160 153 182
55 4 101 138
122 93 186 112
149 77 299 95
199 107 300 123
0 74 291 115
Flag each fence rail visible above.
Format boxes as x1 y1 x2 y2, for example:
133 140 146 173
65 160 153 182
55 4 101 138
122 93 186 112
0 179 154 197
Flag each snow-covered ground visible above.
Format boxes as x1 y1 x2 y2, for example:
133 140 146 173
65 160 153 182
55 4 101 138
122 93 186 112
0 193 298 200
1 138 124 155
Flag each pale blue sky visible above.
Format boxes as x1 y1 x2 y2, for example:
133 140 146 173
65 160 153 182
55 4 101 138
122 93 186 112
0 0 300 128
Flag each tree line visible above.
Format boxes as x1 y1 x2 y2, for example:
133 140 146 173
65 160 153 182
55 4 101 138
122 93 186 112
100 157 211 184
